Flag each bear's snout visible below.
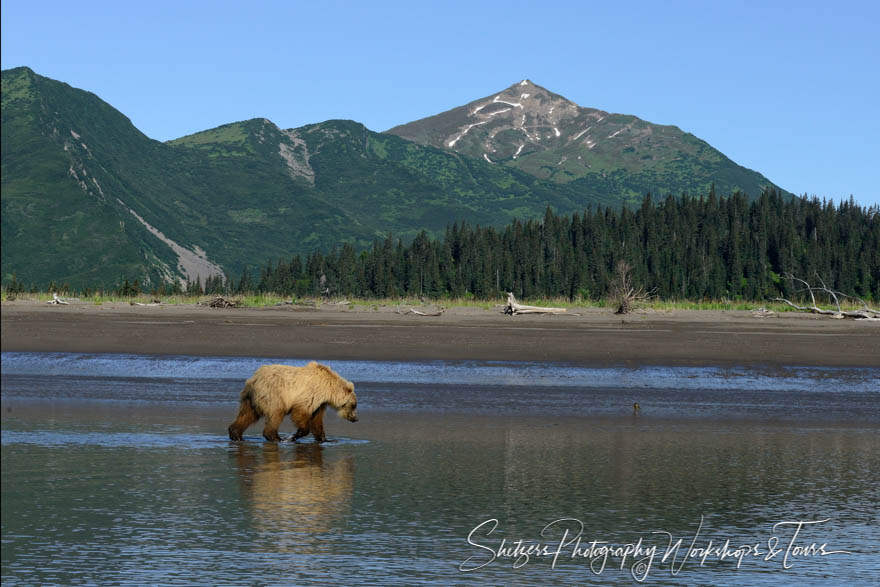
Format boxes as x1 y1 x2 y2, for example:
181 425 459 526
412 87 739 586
348 414 358 423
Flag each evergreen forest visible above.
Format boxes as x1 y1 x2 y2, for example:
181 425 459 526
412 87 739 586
9 190 876 303
240 190 879 303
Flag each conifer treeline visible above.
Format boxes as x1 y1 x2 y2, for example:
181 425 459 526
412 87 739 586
241 190 878 302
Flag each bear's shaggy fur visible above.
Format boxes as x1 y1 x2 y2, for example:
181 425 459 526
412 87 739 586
227 362 357 442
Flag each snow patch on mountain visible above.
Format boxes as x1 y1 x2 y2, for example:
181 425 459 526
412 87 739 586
572 127 592 141
448 121 487 147
493 95 523 109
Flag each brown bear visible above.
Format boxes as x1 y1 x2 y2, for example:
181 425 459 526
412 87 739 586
227 362 358 442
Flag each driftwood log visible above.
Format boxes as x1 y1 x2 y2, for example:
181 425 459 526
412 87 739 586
503 293 566 315
774 273 879 320
396 305 445 316
199 296 240 309
47 293 69 305
406 307 445 316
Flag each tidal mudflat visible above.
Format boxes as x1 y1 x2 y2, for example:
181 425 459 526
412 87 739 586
2 352 878 585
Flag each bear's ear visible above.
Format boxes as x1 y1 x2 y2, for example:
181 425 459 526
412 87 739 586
314 363 333 375
346 382 355 393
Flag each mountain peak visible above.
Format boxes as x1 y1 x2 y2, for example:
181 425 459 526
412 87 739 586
387 81 780 197
1 66 36 79
510 79 546 90
388 79 598 165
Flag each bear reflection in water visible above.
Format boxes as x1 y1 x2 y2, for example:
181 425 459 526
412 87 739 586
234 443 354 551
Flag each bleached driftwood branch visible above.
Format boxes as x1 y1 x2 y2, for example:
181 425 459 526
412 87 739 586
503 292 567 315
407 307 445 316
47 293 69 305
773 273 879 320
326 299 351 306
396 304 445 316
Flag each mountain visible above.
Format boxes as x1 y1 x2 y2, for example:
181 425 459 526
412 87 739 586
2 69 789 290
2 66 183 288
169 116 613 249
2 68 630 289
2 67 328 289
387 79 780 203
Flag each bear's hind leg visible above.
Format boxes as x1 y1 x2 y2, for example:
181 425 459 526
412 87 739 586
262 412 284 442
228 400 259 441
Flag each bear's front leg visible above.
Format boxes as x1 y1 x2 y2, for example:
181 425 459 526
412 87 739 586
309 408 327 443
289 409 311 442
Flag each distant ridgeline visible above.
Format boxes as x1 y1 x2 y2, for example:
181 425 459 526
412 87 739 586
30 190 868 302
3 68 789 291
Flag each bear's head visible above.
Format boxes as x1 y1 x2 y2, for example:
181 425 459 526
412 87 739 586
336 380 358 422
313 362 359 423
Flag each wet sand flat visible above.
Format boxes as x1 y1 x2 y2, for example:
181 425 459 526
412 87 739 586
3 319 878 584
2 301 877 367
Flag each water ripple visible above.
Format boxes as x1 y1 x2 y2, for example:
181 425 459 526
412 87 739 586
2 351 877 392
1 430 369 449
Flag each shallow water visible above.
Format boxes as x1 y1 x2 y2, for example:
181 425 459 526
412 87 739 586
2 352 879 585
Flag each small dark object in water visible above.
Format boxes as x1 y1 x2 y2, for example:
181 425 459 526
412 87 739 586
633 402 641 415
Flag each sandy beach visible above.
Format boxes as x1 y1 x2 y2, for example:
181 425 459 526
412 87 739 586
2 300 877 367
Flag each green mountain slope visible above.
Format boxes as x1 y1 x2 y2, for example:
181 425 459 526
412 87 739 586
386 79 783 203
2 68 351 289
2 66 182 287
171 117 625 246
3 68 632 289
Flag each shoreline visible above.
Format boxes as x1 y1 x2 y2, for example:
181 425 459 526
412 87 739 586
2 301 878 368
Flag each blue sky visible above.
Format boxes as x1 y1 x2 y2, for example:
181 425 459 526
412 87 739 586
2 0 878 207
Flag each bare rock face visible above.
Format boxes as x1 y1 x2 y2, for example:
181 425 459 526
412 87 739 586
279 128 315 184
